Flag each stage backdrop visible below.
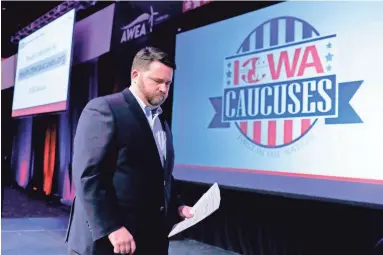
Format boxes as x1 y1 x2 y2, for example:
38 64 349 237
172 1 383 206
111 1 182 49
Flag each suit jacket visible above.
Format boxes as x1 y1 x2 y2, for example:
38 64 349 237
65 88 184 255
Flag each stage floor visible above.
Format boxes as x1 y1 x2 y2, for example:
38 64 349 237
1 217 239 255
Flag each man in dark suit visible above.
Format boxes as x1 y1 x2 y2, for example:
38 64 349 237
66 46 193 255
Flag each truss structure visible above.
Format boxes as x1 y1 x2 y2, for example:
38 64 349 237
11 0 97 44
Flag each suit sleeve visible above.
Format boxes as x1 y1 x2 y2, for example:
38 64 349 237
72 97 122 241
171 175 185 209
165 122 185 210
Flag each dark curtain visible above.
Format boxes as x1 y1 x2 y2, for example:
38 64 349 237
10 117 34 189
2 87 18 187
56 56 102 204
178 181 383 255
6 52 115 203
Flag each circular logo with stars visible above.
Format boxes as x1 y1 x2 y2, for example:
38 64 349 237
209 16 363 149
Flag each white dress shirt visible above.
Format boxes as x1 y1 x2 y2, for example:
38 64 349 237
129 88 167 167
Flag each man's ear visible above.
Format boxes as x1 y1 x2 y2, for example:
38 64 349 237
131 69 139 83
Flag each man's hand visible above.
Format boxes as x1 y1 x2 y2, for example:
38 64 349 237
108 227 136 254
178 205 194 219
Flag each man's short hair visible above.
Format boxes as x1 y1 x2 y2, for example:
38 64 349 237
131 46 176 71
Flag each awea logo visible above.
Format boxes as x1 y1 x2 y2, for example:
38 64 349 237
120 6 168 43
208 16 363 156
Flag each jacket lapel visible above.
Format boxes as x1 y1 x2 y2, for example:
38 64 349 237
160 116 174 176
121 88 163 169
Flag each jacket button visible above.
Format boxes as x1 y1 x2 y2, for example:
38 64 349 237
164 181 166 186
160 206 164 211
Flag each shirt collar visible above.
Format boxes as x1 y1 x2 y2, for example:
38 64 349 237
129 87 163 117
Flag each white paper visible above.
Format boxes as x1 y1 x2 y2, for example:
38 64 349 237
168 183 221 237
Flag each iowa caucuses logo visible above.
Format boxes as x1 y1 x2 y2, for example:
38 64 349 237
209 16 363 150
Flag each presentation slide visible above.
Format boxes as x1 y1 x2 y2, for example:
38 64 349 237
12 9 76 117
172 1 383 206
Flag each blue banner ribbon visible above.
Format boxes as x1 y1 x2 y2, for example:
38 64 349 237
208 97 230 128
325 80 363 125
209 80 363 128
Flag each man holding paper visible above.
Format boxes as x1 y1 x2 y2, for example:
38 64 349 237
168 183 221 238
65 47 193 255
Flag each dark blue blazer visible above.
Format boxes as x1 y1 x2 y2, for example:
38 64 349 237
65 88 184 255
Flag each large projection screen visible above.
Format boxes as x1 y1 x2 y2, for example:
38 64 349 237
172 1 383 206
11 9 76 118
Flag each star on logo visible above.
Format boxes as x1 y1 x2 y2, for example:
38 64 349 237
326 53 334 62
326 65 332 71
327 42 332 49
226 70 232 78
227 62 231 68
226 80 231 86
